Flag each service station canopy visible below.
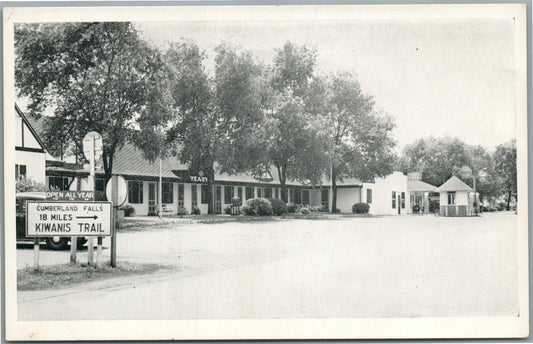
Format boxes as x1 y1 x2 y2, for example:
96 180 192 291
26 201 112 237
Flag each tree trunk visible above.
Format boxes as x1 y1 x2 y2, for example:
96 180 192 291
331 167 337 214
506 188 512 211
207 166 215 215
277 165 288 203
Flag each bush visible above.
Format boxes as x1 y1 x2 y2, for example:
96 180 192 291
352 202 370 214
241 205 255 216
318 204 329 212
287 202 298 213
177 207 188 216
246 198 273 216
191 206 201 215
267 198 287 215
224 205 232 215
232 197 241 206
16 178 49 193
301 208 310 214
121 204 135 217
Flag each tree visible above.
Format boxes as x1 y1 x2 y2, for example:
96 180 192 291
261 42 328 201
15 22 162 181
164 41 265 214
320 72 396 212
397 137 471 187
494 139 517 210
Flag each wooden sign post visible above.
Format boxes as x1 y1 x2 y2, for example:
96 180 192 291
33 237 39 271
106 175 126 268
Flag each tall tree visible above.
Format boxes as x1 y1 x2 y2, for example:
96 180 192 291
164 41 264 214
397 136 471 187
262 41 327 201
15 22 162 181
320 72 396 212
494 139 517 210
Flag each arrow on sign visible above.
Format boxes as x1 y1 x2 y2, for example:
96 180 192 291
76 215 98 220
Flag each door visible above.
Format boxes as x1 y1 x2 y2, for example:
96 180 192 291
148 182 157 215
398 194 401 215
215 185 222 214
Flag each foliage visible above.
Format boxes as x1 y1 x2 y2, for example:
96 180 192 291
177 207 188 216
267 198 287 215
494 139 517 210
241 205 255 216
15 23 163 181
300 208 310 215
121 204 135 217
163 41 265 214
224 205 232 215
286 202 298 213
352 202 370 214
191 206 201 215
246 198 273 216
15 178 48 192
317 72 396 213
318 204 329 212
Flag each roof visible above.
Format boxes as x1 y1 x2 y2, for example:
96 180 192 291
111 143 189 179
408 179 438 192
436 175 473 192
15 104 46 151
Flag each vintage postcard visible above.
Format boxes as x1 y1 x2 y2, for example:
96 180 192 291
3 4 528 340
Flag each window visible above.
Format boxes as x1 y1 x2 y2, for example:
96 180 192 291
95 177 106 192
264 187 272 199
293 189 301 204
281 188 288 202
201 184 209 204
401 192 405 209
178 184 184 208
48 176 70 191
256 187 262 198
321 188 329 207
191 185 198 207
15 164 27 179
224 185 232 204
392 191 396 208
302 189 310 204
237 187 243 203
448 192 456 205
162 182 174 204
289 189 295 203
246 186 254 200
274 188 279 199
366 189 373 204
128 181 143 204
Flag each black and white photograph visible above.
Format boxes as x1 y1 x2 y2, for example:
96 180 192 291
3 4 528 341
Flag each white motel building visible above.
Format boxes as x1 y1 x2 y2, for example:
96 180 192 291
15 104 478 217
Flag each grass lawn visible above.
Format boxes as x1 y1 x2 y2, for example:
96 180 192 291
18 262 170 291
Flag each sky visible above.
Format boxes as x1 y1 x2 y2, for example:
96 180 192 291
135 18 517 152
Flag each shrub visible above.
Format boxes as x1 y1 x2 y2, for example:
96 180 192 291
224 205 232 215
267 198 287 215
352 202 370 214
191 206 201 215
241 205 255 216
121 204 135 217
16 177 49 192
318 204 329 212
301 208 310 215
232 197 241 206
287 202 298 213
246 198 273 216
177 207 188 216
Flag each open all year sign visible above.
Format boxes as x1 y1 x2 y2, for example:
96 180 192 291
26 201 112 236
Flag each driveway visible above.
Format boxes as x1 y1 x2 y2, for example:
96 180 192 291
17 212 519 320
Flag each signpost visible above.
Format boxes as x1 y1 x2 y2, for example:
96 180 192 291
105 175 127 267
26 201 112 269
83 131 103 265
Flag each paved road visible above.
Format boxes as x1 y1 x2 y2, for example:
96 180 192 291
18 212 519 320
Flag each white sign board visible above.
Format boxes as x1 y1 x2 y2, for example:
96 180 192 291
26 201 112 237
82 131 103 162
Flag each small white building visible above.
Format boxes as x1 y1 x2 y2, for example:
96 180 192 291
362 172 409 215
436 176 474 216
15 105 47 184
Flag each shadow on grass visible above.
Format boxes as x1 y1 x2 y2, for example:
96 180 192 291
18 262 171 291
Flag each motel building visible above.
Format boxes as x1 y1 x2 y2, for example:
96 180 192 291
16 103 432 217
436 175 477 216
